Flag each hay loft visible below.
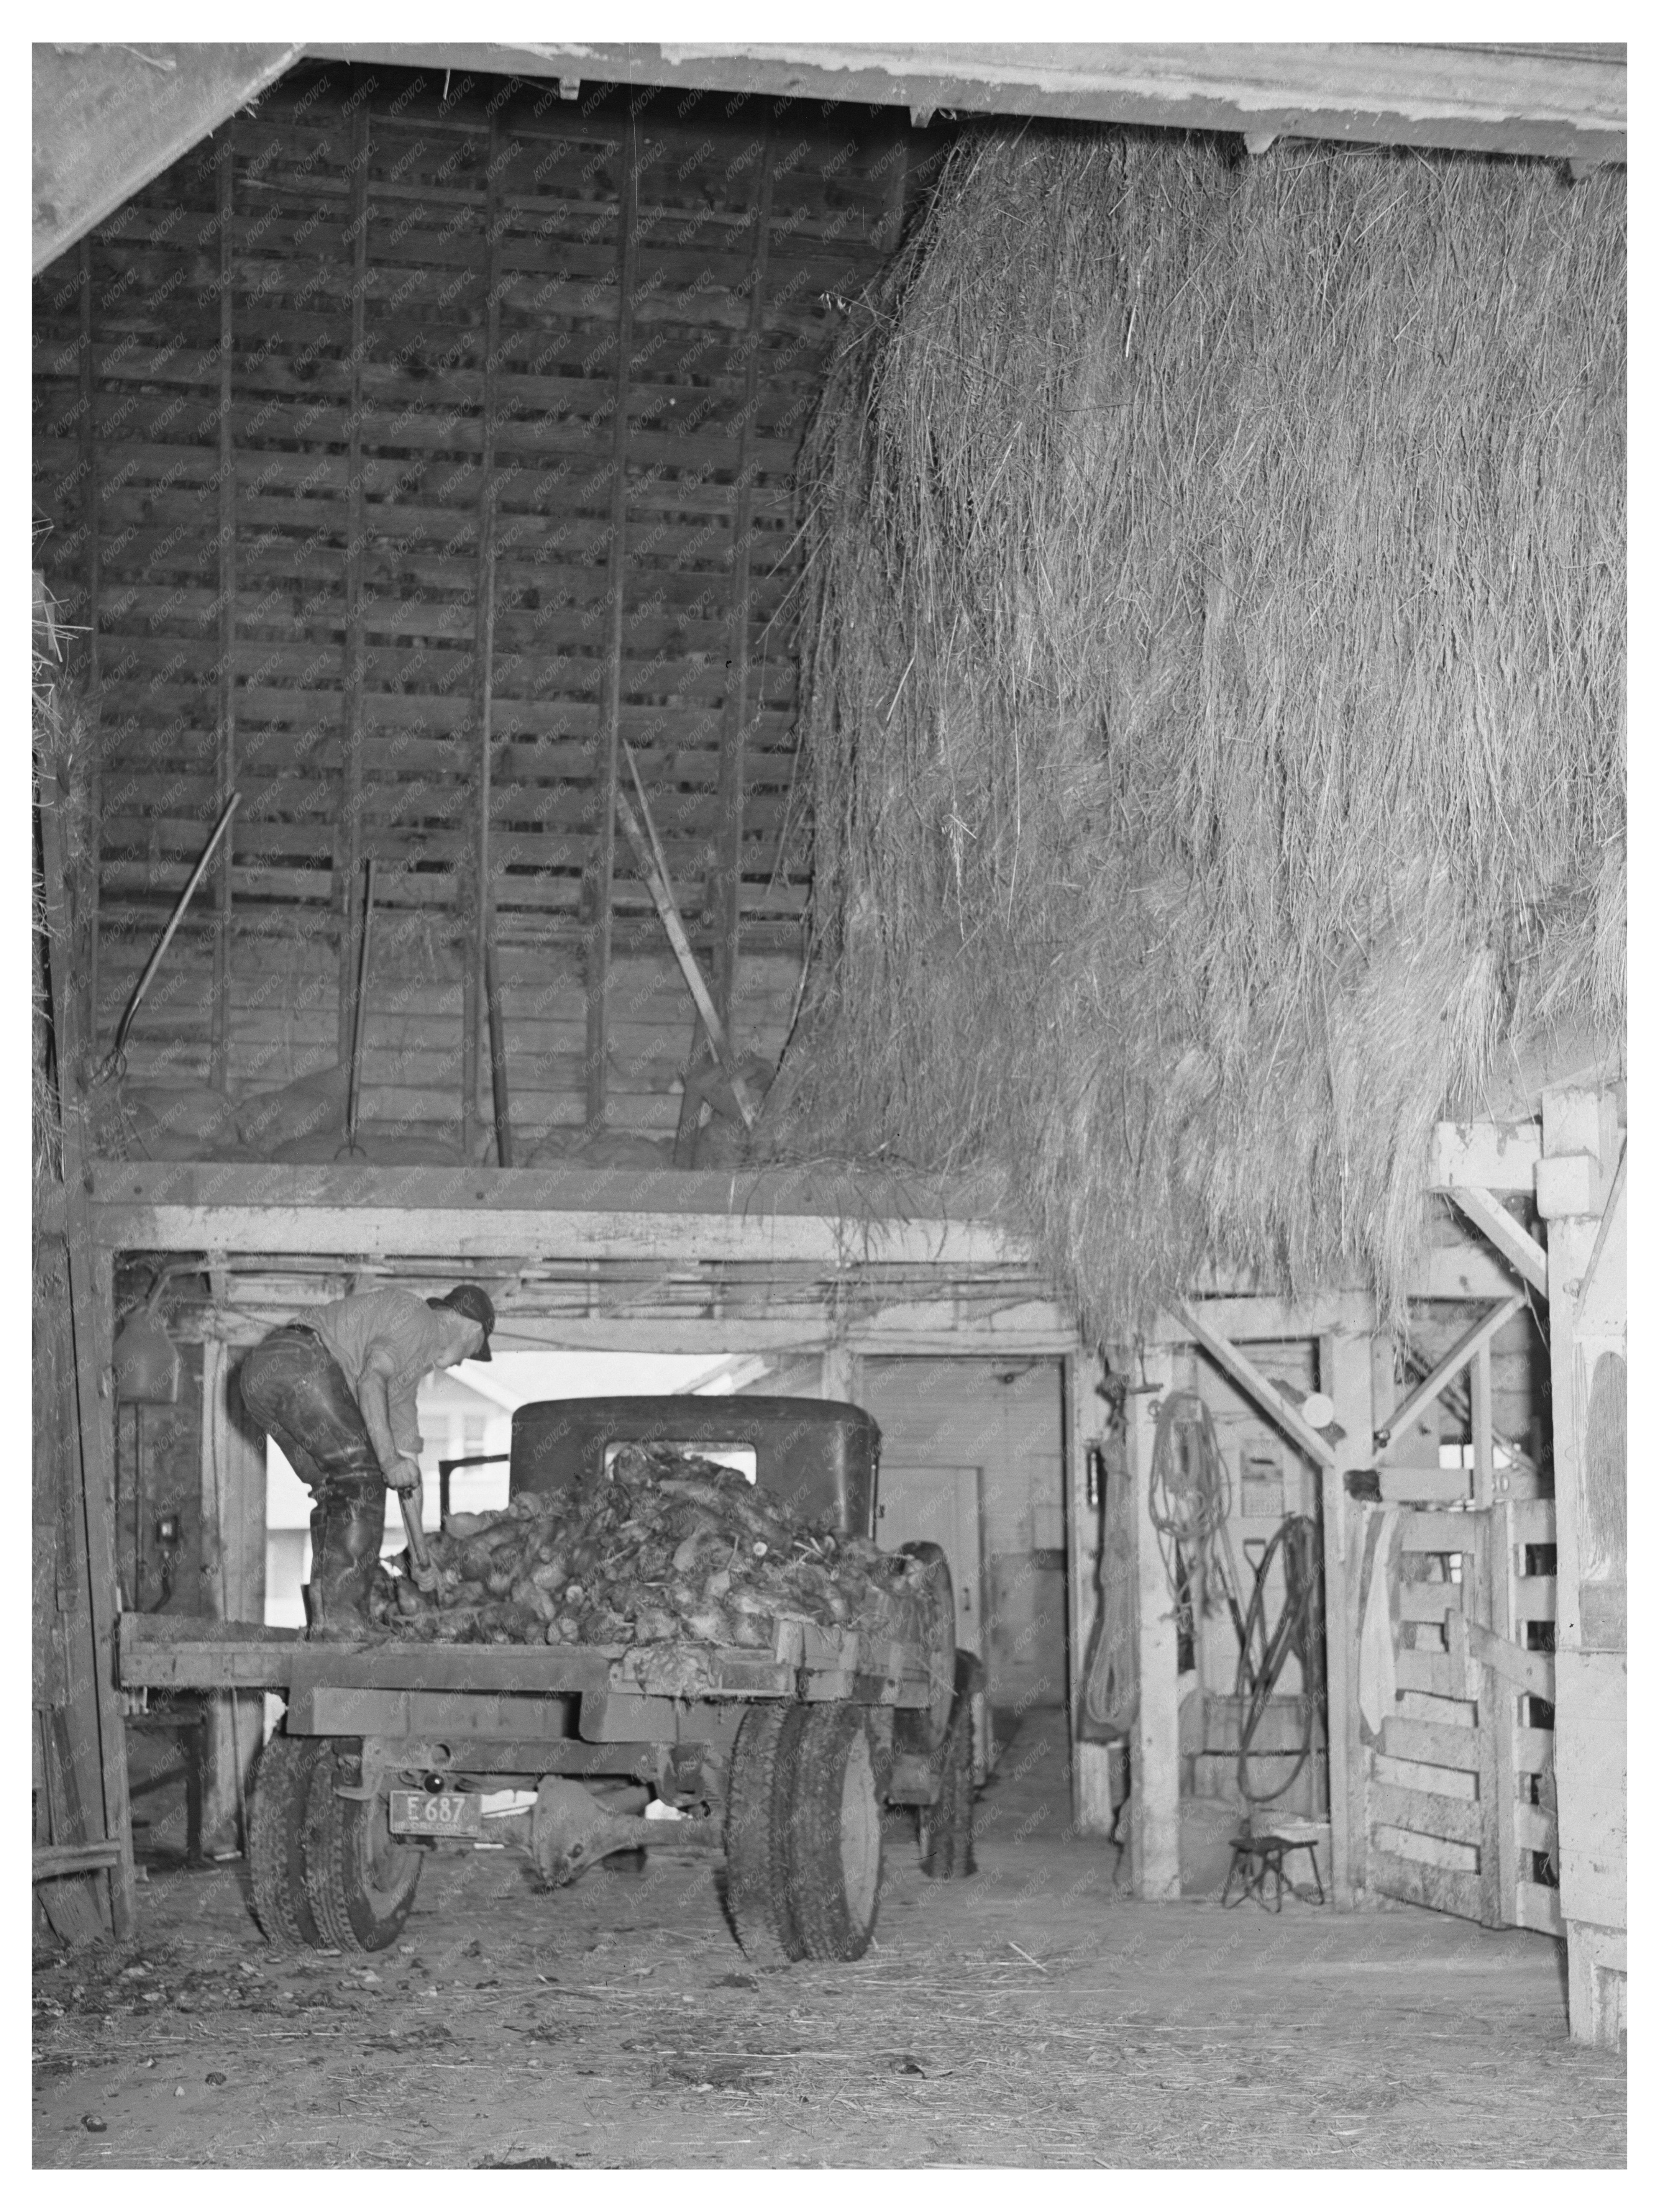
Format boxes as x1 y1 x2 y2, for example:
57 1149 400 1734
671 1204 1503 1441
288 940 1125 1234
776 127 1626 1336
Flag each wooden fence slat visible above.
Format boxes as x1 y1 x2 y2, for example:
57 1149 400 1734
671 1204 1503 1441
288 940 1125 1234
1367 1847 1484 1920
1371 1751 1478 1799
1371 1782 1485 1848
1372 1823 1480 1875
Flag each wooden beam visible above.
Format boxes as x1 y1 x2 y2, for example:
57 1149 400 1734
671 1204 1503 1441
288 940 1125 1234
1376 1295 1525 1451
463 113 505 1164
32 43 304 273
1445 1186 1549 1295
1155 1290 1374 1344
307 41 1628 164
1429 1118 1542 1192
92 1200 1022 1269
583 139 639 1130
713 126 775 1033
337 100 371 1069
1130 1345 1180 1899
211 126 236 1093
1175 1304 1339 1469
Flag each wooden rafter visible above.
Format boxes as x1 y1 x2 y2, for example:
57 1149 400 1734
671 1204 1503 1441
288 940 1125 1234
1375 1294 1526 1452
1176 1302 1339 1470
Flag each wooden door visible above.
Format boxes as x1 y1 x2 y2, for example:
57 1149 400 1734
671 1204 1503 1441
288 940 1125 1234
1362 1500 1561 1933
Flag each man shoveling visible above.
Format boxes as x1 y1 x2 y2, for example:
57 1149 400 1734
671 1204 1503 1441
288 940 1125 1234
238 1284 495 1637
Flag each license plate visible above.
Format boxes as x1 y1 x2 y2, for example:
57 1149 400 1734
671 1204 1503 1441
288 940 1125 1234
388 1789 483 1838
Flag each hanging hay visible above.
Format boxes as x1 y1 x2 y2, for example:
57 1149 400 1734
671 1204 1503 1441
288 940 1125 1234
771 128 1625 1336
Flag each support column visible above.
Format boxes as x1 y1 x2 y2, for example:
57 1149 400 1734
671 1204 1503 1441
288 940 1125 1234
819 1341 862 1407
1320 1327 1374 1908
199 1338 266 1850
1539 1084 1627 2045
1067 1349 1117 1836
1129 1344 1180 1898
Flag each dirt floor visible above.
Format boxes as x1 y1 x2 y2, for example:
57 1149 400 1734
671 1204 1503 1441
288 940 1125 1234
33 1709 1625 2171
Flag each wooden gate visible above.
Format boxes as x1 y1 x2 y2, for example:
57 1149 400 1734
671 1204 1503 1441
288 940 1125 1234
1363 1499 1562 1933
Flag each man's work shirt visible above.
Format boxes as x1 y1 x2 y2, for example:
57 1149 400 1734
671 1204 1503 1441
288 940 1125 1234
310 1287 455 1461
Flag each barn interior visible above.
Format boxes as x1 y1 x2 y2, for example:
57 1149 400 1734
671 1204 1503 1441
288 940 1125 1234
32 39 1626 2170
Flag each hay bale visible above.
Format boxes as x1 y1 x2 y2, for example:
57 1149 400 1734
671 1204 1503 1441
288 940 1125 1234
783 129 1625 1332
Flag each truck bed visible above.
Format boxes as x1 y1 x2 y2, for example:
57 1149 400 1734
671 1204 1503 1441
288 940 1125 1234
118 1611 935 1707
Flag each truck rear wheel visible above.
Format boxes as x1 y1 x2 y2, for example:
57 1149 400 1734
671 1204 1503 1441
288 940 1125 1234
919 1702 976 1880
301 1741 422 1954
783 1704 883 1961
724 1704 806 1966
248 1730 327 1948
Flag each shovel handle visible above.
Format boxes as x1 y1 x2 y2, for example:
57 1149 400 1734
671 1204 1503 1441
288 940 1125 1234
397 1486 434 1576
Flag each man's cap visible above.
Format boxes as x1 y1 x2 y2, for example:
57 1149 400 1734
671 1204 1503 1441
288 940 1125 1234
428 1284 495 1359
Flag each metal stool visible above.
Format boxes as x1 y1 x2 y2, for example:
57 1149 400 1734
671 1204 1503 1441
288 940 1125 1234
1221 1829 1326 1911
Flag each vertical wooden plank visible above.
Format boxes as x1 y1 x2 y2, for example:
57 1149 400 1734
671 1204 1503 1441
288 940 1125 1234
1468 1513 1504 1926
336 100 371 1067
1130 1345 1180 1899
713 125 775 1030
77 236 102 1051
583 133 639 1130
211 124 236 1091
1320 1327 1374 1907
1471 1341 1494 1507
819 1341 862 1406
200 1339 266 1846
39 772 135 1931
1490 1498 1521 1923
463 113 503 1161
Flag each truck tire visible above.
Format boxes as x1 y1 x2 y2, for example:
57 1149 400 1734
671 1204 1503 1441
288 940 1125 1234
919 1701 976 1881
724 1704 806 1966
300 1741 422 1954
782 1704 883 1961
894 1541 956 1757
248 1730 327 1948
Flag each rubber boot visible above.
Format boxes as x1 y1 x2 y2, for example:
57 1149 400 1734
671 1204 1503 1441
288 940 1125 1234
306 1474 387 1640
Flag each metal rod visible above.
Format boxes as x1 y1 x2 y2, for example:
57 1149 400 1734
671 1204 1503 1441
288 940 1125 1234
106 792 241 1070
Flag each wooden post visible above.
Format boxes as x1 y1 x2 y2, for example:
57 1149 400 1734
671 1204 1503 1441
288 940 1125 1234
38 778 136 1934
199 1338 266 1848
583 136 639 1130
820 1341 861 1406
337 101 371 1067
211 123 236 1091
1487 1501 1521 1925
1539 1084 1627 2044
1470 1341 1494 1507
1319 1328 1373 1908
78 236 102 1052
1066 1347 1118 1835
1129 1344 1180 1899
464 114 504 1162
713 127 775 1032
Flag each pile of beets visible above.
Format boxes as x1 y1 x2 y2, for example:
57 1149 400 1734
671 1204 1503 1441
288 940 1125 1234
366 1441 912 1648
